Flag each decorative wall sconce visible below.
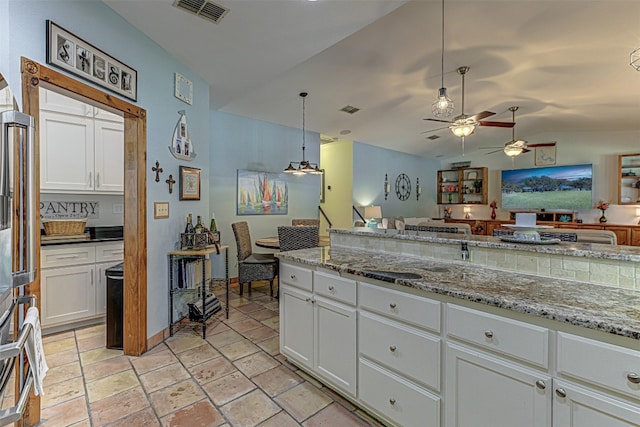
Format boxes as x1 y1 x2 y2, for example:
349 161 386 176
416 177 421 201
464 205 471 219
384 174 390 200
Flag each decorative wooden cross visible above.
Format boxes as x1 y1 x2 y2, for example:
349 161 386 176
152 161 163 182
166 174 176 194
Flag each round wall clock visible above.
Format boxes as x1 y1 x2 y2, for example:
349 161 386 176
395 173 411 201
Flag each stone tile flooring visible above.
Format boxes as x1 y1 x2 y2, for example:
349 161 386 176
38 282 385 426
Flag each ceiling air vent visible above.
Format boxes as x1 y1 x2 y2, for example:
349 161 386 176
173 0 229 24
340 105 360 114
427 135 440 140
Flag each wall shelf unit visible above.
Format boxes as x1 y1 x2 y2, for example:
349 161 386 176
618 153 640 205
437 167 488 205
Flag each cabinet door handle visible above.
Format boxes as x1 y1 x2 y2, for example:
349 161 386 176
91 270 94 286
627 372 640 384
55 254 79 259
535 380 546 390
555 388 567 398
96 172 100 188
88 172 92 187
484 330 494 339
389 397 396 405
305 297 315 304
290 274 296 280
328 285 334 291
389 345 397 352
389 303 397 309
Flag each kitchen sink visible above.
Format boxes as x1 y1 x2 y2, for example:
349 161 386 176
362 270 422 281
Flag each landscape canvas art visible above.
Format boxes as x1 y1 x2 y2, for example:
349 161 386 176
237 170 288 215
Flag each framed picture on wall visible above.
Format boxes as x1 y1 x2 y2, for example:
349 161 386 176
535 145 557 166
179 166 201 200
46 20 138 101
236 169 288 215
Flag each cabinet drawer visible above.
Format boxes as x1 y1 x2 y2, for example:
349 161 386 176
359 358 440 427
279 263 312 292
41 245 96 268
359 311 440 391
358 281 440 332
447 304 548 368
557 332 640 400
314 270 356 305
95 242 124 263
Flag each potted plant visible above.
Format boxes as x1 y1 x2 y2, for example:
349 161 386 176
595 200 609 223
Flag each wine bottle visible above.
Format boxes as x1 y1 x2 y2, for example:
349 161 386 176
209 213 217 232
195 215 204 233
185 213 194 233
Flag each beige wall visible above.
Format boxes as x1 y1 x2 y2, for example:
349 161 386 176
320 140 354 232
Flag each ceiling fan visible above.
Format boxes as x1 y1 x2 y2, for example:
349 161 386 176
481 106 556 157
422 66 515 138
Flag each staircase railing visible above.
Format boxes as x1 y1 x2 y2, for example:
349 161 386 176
318 206 332 228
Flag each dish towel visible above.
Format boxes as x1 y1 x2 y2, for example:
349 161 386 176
24 307 49 396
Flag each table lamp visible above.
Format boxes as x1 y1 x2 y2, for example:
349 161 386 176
364 205 382 228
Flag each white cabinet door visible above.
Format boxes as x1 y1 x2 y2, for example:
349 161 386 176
446 342 551 427
553 380 640 427
315 296 356 396
94 118 124 193
41 265 96 327
40 87 92 116
40 110 94 192
280 284 314 369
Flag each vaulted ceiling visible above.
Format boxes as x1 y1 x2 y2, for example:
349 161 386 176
104 0 640 160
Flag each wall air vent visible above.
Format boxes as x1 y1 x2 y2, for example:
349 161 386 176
427 135 440 140
340 105 360 114
173 0 229 24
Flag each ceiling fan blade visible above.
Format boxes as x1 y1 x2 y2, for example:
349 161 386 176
421 125 451 134
479 146 505 149
526 142 556 147
484 149 503 155
522 148 531 153
424 118 453 123
478 120 515 128
470 111 495 121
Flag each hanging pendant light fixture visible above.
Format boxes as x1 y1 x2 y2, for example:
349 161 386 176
283 92 322 175
432 0 454 118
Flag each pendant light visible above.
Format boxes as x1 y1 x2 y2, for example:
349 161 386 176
283 92 322 175
432 0 454 118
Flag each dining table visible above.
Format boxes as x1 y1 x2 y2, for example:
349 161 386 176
255 235 330 249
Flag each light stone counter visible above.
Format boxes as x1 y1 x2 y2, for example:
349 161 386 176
275 229 640 341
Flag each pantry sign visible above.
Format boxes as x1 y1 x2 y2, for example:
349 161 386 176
40 200 99 219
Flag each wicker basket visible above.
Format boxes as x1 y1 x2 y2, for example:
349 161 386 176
42 218 87 236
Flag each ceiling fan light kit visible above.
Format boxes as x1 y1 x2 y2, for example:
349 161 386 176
432 0 454 118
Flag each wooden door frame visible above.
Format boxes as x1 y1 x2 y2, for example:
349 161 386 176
20 57 147 356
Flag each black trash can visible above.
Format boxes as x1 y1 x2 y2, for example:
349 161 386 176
105 262 124 349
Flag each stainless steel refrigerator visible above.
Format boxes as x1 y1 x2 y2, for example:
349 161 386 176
0 109 39 425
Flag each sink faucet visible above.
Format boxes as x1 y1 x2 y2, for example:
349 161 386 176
461 242 470 261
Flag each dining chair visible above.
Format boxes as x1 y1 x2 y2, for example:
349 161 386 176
231 221 278 297
277 225 320 251
291 218 320 227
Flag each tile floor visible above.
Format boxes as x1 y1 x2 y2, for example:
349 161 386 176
37 281 386 426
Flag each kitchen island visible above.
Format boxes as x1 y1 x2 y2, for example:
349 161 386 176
275 228 640 427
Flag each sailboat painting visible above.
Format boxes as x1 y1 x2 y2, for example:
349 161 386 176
237 170 288 215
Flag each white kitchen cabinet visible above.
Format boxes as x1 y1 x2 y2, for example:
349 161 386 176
446 342 552 427
280 284 314 369
552 380 640 427
41 242 123 329
39 110 94 192
313 270 356 395
279 263 357 396
39 87 124 194
41 264 96 326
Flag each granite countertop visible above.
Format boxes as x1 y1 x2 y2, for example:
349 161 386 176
330 228 640 263
276 246 640 340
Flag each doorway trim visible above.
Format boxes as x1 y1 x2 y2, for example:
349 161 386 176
21 57 147 356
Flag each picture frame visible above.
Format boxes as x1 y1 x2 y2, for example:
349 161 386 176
174 73 193 105
535 145 557 166
466 171 478 180
46 20 137 101
236 169 288 215
179 166 201 201
153 202 170 219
